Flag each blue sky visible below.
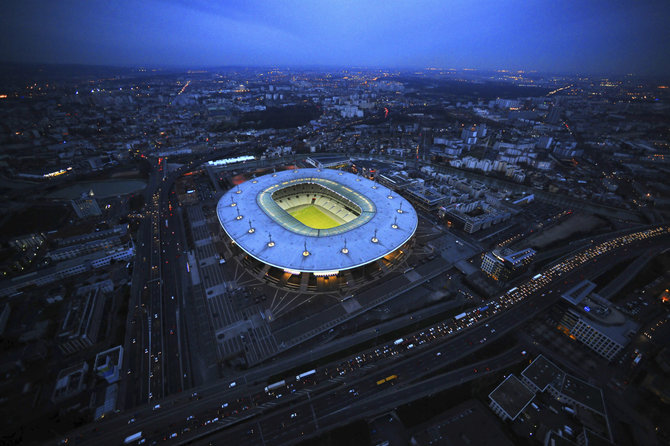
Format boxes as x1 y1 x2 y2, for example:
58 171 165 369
1 0 669 75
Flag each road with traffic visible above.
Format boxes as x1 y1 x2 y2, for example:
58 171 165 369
65 222 669 445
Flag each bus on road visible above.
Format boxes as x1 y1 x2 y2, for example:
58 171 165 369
376 374 398 386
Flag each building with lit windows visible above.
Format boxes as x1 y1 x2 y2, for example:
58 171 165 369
71 189 102 218
557 280 639 361
57 280 113 354
216 168 418 292
0 243 134 297
481 248 536 281
94 345 123 384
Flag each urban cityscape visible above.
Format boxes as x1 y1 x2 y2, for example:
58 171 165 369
1 2 670 446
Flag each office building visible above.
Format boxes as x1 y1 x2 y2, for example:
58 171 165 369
71 190 102 218
557 280 639 361
481 248 536 281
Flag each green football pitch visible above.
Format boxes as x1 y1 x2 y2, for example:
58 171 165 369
289 205 342 229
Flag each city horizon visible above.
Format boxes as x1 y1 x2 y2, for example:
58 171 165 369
2 60 669 81
2 0 669 76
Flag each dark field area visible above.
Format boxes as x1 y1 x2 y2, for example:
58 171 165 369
0 204 71 236
400 76 553 101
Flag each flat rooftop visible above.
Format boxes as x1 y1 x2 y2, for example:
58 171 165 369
521 355 565 392
546 432 578 446
488 374 535 420
405 185 448 206
522 355 606 415
560 375 605 414
561 280 597 306
411 400 514 446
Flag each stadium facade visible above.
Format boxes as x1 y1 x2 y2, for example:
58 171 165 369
216 168 418 292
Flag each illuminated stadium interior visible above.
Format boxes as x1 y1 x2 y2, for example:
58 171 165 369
272 182 361 229
255 175 377 238
217 168 418 293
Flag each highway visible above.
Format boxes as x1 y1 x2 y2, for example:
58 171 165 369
122 158 161 408
122 147 255 409
65 221 669 445
191 348 524 446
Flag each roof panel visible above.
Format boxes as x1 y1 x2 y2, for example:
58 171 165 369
217 168 418 273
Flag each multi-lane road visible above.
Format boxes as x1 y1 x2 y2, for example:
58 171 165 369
123 150 248 409
65 145 670 445
65 220 669 445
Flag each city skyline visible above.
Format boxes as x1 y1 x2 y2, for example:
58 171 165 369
2 0 670 76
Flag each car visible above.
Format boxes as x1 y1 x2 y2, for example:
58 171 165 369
131 338 136 344
144 348 149 354
290 412 297 419
128 418 136 424
228 382 236 388
186 415 194 421
154 313 158 319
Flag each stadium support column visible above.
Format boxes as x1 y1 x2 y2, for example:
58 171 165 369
258 264 271 279
300 272 310 292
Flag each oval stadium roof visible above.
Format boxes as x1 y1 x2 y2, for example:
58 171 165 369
216 168 418 273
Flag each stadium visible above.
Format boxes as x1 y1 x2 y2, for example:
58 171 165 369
216 168 418 292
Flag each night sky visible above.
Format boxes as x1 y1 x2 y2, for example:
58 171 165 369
2 0 669 75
